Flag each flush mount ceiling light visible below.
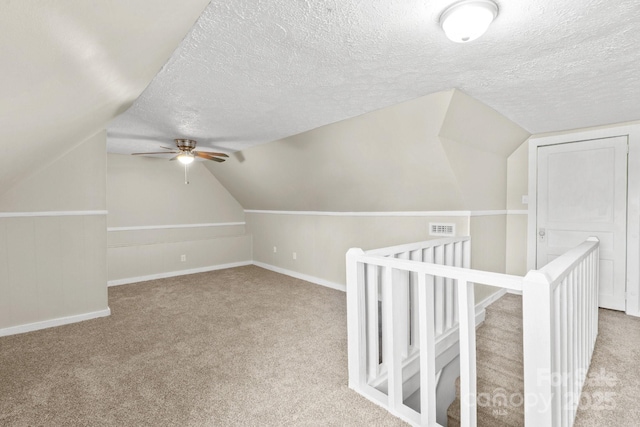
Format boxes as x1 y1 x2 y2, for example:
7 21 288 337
440 0 498 43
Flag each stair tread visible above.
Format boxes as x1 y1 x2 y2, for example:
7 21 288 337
447 395 524 427
448 294 526 427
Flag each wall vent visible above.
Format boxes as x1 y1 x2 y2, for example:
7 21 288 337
429 222 455 237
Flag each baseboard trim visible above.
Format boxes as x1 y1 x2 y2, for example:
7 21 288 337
107 261 508 305
252 261 346 292
107 261 253 286
0 308 111 337
476 288 508 311
245 209 511 218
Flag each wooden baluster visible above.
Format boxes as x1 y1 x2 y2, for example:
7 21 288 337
434 245 444 335
345 248 366 390
523 271 555 426
458 279 477 427
396 252 410 359
366 264 381 380
418 272 437 426
410 250 421 350
382 266 403 411
445 243 454 330
564 282 571 426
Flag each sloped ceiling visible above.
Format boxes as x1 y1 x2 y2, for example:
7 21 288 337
107 0 640 157
0 0 210 195
206 90 529 211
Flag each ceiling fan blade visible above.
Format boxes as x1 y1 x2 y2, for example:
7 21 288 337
160 146 176 150
132 151 178 155
193 150 229 158
195 152 225 162
169 155 180 161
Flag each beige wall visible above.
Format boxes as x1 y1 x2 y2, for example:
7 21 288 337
0 131 106 211
106 154 251 282
505 140 530 276
209 91 464 211
221 90 528 302
469 215 508 301
0 131 108 332
439 136 507 210
0 0 210 196
248 211 507 303
247 212 469 284
209 90 529 213
505 215 528 276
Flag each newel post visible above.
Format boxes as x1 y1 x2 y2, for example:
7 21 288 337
522 270 555 426
346 248 366 390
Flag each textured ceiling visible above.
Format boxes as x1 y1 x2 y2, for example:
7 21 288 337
108 0 640 156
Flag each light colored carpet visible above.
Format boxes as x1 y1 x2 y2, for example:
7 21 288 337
447 293 640 427
447 294 525 427
0 266 408 426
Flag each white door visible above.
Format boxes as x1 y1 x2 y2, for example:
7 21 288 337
536 136 628 311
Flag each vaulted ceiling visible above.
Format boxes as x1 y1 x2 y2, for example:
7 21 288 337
3 0 640 191
107 0 640 156
0 0 210 194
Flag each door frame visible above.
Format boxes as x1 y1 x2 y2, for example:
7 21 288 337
527 123 640 317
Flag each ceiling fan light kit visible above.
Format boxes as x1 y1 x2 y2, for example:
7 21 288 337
177 153 195 165
440 0 498 43
131 138 229 184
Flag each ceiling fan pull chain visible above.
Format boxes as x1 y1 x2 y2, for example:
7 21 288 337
184 163 190 185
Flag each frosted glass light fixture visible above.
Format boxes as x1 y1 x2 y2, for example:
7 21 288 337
177 153 195 165
440 0 498 43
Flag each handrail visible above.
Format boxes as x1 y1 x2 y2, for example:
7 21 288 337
347 237 474 426
366 236 470 257
347 236 600 427
523 237 600 426
536 237 599 288
358 254 523 292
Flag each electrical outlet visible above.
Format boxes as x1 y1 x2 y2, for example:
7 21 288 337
273 246 277 253
293 252 297 260
180 254 186 262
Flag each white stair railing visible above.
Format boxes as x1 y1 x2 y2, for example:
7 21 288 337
361 237 471 385
346 236 600 427
523 237 600 427
346 237 523 427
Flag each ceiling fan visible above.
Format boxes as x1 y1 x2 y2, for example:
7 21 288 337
131 138 229 184
131 138 229 164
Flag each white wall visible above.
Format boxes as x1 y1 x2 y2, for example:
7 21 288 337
0 131 109 335
106 154 251 284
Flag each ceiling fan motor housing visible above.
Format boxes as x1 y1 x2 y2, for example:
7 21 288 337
175 139 197 151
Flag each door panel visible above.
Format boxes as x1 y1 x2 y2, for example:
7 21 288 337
537 136 627 310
